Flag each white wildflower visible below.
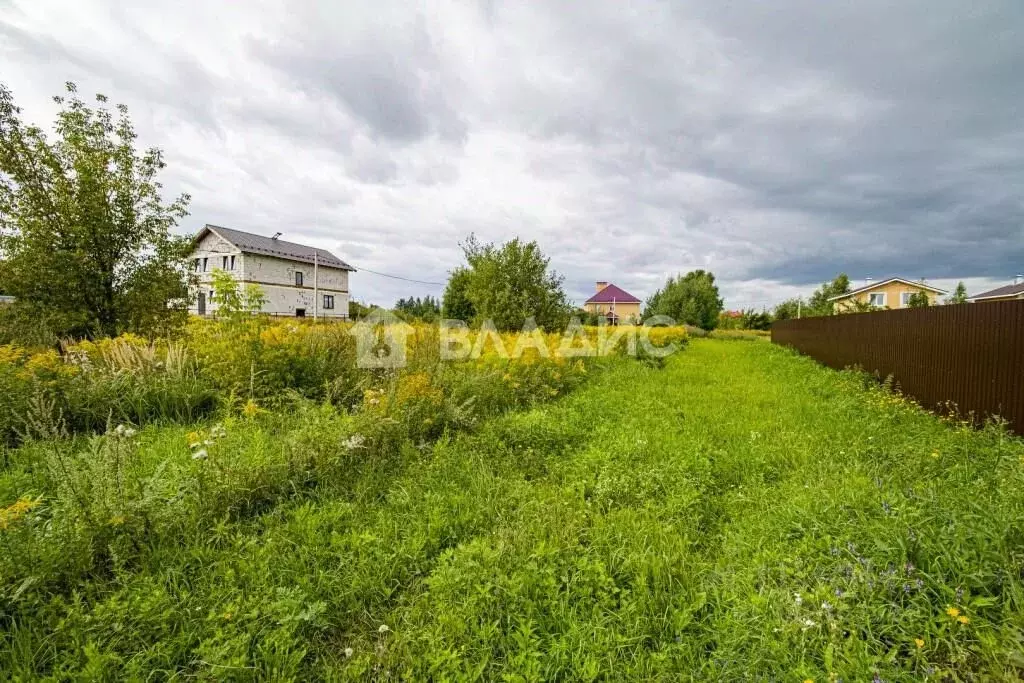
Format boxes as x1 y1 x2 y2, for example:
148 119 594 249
793 592 803 606
344 647 354 658
342 434 366 451
112 424 137 438
822 601 833 611
803 618 816 628
192 448 208 460
209 423 227 440
378 624 390 634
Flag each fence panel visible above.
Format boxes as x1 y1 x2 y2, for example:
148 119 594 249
771 300 1024 435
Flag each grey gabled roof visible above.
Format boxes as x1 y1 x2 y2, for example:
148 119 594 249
972 282 1024 300
197 225 355 271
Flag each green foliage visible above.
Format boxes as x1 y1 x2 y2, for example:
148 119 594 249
347 300 378 320
946 281 969 305
839 298 882 314
772 297 804 321
907 291 931 308
574 307 603 326
719 309 772 330
441 267 476 322
807 273 851 316
0 82 191 340
209 269 266 321
454 235 571 331
0 340 1020 679
393 295 440 323
643 270 723 330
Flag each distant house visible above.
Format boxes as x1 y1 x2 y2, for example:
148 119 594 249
584 282 642 324
971 281 1024 303
829 277 946 311
188 225 355 318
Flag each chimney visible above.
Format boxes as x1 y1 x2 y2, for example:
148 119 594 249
595 281 608 292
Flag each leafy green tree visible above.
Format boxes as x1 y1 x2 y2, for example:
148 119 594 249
807 273 851 316
0 82 191 339
441 267 476 322
575 307 602 326
210 269 266 322
838 298 881 314
643 270 723 330
348 299 379 320
455 235 570 331
740 309 772 330
945 281 968 305
773 298 804 321
906 291 931 308
394 295 441 322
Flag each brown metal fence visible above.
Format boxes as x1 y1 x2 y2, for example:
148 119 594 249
771 299 1024 435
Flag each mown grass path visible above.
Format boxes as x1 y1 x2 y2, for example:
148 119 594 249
7 339 1023 681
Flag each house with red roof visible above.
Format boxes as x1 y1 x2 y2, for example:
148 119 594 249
584 282 642 324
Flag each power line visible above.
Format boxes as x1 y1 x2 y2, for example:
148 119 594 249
351 265 445 286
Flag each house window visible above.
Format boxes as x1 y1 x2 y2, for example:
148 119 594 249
323 294 334 309
900 292 920 307
202 257 208 272
222 255 228 270
209 290 215 302
193 258 201 272
868 292 886 307
295 308 306 318
295 271 303 287
230 255 236 270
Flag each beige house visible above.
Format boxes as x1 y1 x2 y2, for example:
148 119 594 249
829 277 946 311
188 225 354 318
971 281 1024 303
584 282 642 324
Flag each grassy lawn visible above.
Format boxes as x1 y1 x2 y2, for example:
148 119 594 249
3 338 1023 680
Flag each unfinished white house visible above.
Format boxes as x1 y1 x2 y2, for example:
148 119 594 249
188 225 354 318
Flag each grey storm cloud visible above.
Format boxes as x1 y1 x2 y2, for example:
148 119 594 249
1 0 1022 308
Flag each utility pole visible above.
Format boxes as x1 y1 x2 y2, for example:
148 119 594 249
313 252 319 320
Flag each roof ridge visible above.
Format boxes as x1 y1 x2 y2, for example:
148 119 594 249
828 277 947 300
199 225 355 271
972 281 1024 299
584 282 642 304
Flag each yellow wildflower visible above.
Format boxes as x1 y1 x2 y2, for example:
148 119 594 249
186 431 202 447
946 606 960 618
931 451 940 458
109 515 126 526
915 638 925 649
0 495 43 530
957 615 970 624
242 399 261 418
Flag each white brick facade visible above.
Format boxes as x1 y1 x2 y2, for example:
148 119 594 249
188 230 350 318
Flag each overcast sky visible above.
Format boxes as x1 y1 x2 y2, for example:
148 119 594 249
2 1 1022 308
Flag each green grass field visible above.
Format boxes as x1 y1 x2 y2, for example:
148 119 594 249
3 339 1023 680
